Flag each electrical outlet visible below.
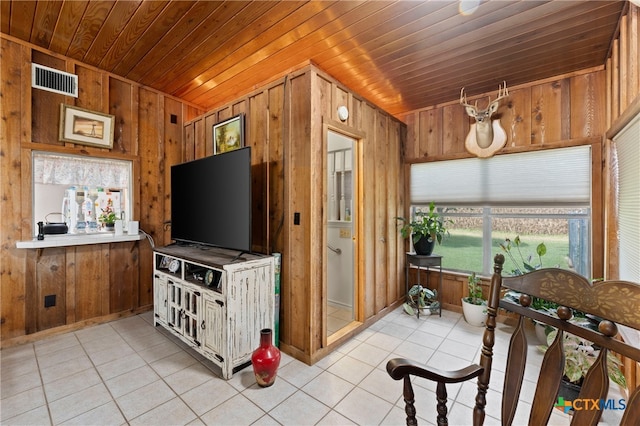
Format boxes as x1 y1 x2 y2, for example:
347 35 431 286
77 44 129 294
44 294 56 308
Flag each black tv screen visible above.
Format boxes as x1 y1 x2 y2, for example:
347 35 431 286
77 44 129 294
171 147 251 252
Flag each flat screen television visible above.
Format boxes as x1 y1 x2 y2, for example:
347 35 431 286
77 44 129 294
171 147 251 252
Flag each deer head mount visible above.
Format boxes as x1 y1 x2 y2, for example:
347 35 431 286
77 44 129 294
460 82 509 158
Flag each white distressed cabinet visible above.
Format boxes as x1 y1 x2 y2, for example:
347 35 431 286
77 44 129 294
153 245 275 379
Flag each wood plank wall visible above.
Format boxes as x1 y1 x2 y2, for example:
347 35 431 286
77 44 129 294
604 1 640 396
183 64 405 365
0 34 203 346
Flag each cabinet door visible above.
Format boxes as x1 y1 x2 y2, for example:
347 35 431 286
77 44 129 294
181 283 202 346
153 273 168 325
201 292 225 362
167 279 182 333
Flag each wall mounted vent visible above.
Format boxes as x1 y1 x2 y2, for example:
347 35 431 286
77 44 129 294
32 63 78 97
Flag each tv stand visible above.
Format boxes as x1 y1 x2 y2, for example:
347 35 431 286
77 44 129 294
153 245 275 379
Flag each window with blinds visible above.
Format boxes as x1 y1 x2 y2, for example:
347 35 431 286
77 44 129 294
408 146 592 276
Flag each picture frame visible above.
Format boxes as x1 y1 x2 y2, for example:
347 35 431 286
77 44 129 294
59 104 115 148
213 113 244 155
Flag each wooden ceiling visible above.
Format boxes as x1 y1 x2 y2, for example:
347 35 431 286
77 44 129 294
1 1 626 117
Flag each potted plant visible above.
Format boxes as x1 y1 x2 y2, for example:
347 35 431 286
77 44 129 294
396 201 451 255
461 272 487 326
99 198 118 230
499 236 625 400
539 329 627 405
403 284 439 318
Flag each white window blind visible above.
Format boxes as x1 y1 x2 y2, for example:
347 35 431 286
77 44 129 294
613 114 640 282
410 146 591 206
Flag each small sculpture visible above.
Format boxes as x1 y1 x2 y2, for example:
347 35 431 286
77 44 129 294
460 81 509 158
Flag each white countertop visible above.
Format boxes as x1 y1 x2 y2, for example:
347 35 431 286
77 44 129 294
16 232 143 249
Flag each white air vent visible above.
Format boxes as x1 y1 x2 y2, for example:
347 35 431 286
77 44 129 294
32 63 78 97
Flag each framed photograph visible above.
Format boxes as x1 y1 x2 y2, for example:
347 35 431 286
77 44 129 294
59 104 115 148
213 113 244 155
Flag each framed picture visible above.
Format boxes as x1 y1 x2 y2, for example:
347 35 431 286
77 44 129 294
213 113 244 155
59 104 115 148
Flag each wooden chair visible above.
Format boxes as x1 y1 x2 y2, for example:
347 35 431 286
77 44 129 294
387 253 640 425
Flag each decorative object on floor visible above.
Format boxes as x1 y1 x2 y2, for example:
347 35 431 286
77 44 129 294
252 328 281 387
59 104 115 148
460 81 509 158
461 272 487 326
403 284 439 318
396 201 451 255
213 113 244 155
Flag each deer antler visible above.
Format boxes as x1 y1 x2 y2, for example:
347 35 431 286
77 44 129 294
460 87 473 108
491 81 509 105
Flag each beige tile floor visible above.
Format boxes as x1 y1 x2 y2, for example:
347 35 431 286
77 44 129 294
1 306 588 425
327 305 353 337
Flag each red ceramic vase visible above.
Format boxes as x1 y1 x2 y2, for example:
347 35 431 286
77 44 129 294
251 328 281 387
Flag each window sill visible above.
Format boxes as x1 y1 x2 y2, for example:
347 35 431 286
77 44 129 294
16 232 143 249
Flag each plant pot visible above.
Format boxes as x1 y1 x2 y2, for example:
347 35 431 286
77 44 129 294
556 378 582 413
413 235 435 255
461 298 487 327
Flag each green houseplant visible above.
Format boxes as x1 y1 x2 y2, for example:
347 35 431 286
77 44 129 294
396 201 451 255
462 273 487 326
539 329 627 389
500 236 626 394
99 198 118 228
403 284 439 318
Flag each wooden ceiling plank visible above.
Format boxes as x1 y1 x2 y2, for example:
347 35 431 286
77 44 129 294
111 1 197 76
170 0 401 98
313 1 460 72
363 2 624 77
275 0 425 76
125 1 228 81
142 0 278 88
320 1 585 78
356 14 618 94
350 21 616 99
99 0 170 71
65 1 115 60
364 2 605 73
1 1 10 34
48 0 89 54
7 0 36 41
168 2 325 94
172 1 350 100
30 0 63 49
154 0 307 94
82 0 143 67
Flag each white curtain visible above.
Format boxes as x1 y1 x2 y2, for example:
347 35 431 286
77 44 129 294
33 152 131 188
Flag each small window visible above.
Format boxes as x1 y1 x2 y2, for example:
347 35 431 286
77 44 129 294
32 152 133 236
